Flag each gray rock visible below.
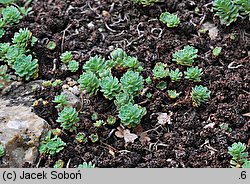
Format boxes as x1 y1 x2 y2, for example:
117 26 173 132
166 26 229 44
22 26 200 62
61 89 81 109
0 98 49 168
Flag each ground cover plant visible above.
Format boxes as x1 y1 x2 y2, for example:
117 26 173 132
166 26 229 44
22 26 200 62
0 0 249 168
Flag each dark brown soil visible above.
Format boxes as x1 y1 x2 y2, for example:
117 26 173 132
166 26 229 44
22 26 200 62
3 0 250 168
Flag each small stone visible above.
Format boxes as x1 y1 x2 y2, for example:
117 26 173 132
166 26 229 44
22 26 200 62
69 86 80 96
61 90 81 109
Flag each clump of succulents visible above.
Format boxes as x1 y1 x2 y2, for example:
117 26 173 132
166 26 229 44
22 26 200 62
77 49 147 128
160 12 180 28
152 62 169 79
56 106 80 131
118 103 147 128
191 85 211 107
228 142 250 168
100 76 122 100
120 70 144 96
39 131 66 156
172 45 198 66
77 72 100 96
60 51 80 72
184 66 203 82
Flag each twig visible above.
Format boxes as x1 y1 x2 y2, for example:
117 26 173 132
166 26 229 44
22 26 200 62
61 24 72 53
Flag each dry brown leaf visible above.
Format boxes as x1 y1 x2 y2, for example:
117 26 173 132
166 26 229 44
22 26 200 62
123 129 138 144
157 112 173 125
115 126 138 144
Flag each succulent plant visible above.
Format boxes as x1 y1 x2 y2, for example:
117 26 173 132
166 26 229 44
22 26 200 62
110 48 128 68
0 0 15 5
172 45 198 66
213 0 239 26
60 51 73 64
53 160 64 168
228 142 249 168
235 0 250 19
156 81 167 90
77 72 100 96
13 54 38 81
56 106 80 131
169 68 183 82
212 46 222 56
78 162 95 168
167 90 181 99
114 92 134 110
68 60 79 72
0 42 10 61
47 41 56 50
107 115 117 125
39 131 66 156
191 85 211 107
0 144 5 157
89 133 99 143
160 12 180 28
152 62 169 79
100 76 122 100
120 70 144 96
145 76 152 84
83 55 107 75
75 132 88 143
93 120 104 128
184 66 203 82
122 56 140 70
6 45 25 66
53 94 70 109
118 103 147 128
12 28 37 48
2 6 22 25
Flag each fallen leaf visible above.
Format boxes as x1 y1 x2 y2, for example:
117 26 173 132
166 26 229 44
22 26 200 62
156 112 173 125
115 126 138 145
123 129 138 144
